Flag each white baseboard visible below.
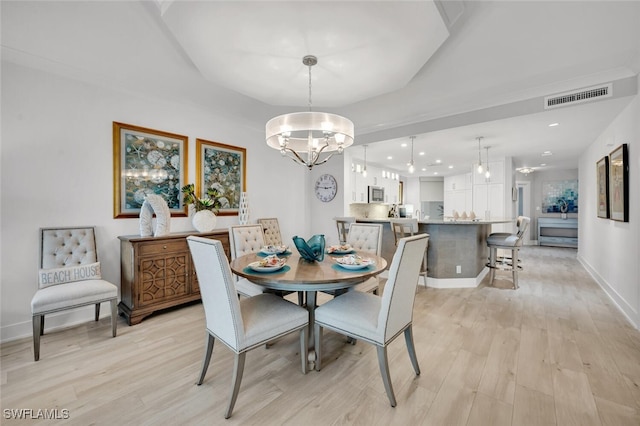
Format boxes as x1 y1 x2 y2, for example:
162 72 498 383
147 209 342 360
427 267 489 289
577 254 639 330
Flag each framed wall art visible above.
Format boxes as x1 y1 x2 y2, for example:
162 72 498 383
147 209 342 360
113 122 188 218
596 156 609 218
608 143 629 222
196 138 246 216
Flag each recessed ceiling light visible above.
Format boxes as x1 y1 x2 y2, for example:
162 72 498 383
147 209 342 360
387 156 392 160
436 159 441 163
421 168 426 171
419 152 425 156
542 151 553 156
549 123 559 127
448 165 453 169
433 172 438 175
401 143 407 147
540 163 546 166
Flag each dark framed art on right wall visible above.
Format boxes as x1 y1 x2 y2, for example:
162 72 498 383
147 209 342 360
608 143 629 222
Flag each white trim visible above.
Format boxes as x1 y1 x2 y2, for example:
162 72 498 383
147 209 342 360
577 253 639 330
427 267 489 289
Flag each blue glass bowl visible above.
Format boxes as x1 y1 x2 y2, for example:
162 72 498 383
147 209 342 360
292 234 325 262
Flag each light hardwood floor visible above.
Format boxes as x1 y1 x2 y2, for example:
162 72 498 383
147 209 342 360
2 246 639 425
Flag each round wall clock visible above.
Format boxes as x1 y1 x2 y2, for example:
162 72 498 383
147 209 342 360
314 174 338 202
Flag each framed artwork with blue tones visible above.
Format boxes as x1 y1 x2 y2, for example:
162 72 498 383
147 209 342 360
196 138 246 216
113 122 188 218
542 180 578 214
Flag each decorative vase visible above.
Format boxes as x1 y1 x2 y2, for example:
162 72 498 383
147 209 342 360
192 210 217 233
238 192 249 225
293 234 325 262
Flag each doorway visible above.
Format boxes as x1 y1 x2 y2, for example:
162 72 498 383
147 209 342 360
516 181 532 244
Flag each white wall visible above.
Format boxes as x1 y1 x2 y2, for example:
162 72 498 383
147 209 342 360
578 77 639 329
0 62 310 341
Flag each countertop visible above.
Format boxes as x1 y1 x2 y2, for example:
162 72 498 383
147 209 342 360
356 218 513 225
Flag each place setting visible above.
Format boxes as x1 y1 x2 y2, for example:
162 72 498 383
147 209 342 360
326 243 355 255
257 244 291 257
332 254 376 272
245 254 289 274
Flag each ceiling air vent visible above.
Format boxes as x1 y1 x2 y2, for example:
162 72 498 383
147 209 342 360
544 83 612 109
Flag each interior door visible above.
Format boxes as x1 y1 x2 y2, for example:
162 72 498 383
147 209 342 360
516 181 532 244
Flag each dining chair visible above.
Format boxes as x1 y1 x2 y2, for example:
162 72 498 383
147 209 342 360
314 233 429 407
346 223 383 294
187 236 308 419
257 217 283 246
486 216 530 289
229 224 303 305
390 218 428 287
334 216 356 245
31 226 117 361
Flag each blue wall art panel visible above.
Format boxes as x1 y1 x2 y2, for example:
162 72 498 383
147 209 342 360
542 180 579 213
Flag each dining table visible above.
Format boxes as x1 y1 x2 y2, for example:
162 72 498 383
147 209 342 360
229 250 387 367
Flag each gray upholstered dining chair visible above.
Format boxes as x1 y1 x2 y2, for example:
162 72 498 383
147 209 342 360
390 218 428 286
314 233 429 407
486 216 530 289
229 224 303 305
187 236 308 419
31 226 118 361
257 217 283 246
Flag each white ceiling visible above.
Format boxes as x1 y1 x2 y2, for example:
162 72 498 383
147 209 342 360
2 0 639 177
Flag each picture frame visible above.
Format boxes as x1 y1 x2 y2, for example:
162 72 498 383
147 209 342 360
608 143 629 222
196 138 246 216
596 156 609 218
113 122 188 218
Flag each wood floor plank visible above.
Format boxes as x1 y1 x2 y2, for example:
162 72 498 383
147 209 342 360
512 384 556 426
477 326 520 404
517 325 553 396
552 367 601 426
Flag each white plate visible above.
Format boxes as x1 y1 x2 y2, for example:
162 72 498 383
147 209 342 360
260 245 289 255
335 257 374 270
327 245 354 254
249 260 286 272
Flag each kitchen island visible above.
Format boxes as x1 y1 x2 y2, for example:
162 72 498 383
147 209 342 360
356 218 512 288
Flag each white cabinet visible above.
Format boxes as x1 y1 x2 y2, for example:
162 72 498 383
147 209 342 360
444 173 472 216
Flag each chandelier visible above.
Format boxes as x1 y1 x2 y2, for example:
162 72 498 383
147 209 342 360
476 136 484 174
266 55 354 170
518 167 535 175
408 136 415 174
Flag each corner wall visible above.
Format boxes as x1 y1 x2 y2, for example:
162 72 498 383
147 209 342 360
577 76 639 328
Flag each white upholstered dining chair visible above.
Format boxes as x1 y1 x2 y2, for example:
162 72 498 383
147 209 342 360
334 216 356 245
256 217 283 246
390 218 428 286
347 223 383 294
187 236 308 419
314 233 429 407
31 226 118 361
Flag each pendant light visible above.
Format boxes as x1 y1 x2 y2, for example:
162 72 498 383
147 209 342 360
485 146 491 179
408 136 415 174
362 145 368 177
265 55 354 170
476 136 484 174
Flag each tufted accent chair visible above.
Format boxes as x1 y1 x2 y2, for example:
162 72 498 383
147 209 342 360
344 223 383 294
334 217 356 245
31 226 118 361
228 225 268 298
257 218 282 246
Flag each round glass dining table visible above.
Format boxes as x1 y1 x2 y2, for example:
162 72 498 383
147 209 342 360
229 251 387 365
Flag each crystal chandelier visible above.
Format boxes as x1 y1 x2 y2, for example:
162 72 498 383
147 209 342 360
265 55 354 170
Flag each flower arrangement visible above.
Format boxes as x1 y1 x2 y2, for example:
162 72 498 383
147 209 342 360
181 183 222 213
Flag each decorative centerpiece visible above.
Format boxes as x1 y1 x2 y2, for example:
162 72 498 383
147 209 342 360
181 183 221 233
292 234 325 262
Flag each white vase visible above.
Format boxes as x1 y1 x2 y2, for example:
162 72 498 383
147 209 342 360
238 192 249 225
192 210 217 233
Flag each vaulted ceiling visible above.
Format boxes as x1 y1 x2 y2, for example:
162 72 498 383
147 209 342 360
2 1 639 176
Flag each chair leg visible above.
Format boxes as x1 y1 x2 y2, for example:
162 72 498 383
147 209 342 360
297 291 304 306
489 246 497 285
404 326 421 375
225 352 246 419
110 299 118 337
314 324 323 371
196 333 215 385
32 315 42 362
512 248 519 290
40 315 44 336
94 303 100 321
300 327 308 375
376 345 397 407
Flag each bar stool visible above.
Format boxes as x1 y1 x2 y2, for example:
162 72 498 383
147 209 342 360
486 216 530 289
334 217 356 245
390 218 428 287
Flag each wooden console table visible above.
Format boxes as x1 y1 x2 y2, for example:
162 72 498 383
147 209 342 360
118 230 230 325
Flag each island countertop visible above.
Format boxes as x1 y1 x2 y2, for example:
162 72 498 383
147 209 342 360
356 218 512 225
